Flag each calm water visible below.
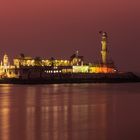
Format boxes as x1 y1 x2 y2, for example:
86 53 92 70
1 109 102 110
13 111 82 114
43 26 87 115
0 83 140 140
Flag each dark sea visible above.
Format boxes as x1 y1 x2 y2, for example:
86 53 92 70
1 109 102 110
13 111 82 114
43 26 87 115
0 83 140 140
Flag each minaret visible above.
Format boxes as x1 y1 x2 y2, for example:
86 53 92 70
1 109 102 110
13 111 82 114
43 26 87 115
100 31 108 65
3 54 9 66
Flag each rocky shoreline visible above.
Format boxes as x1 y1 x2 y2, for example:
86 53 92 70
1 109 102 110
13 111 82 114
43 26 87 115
0 72 139 84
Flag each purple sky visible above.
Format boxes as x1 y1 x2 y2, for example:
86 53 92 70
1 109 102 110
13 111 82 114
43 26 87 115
0 0 140 72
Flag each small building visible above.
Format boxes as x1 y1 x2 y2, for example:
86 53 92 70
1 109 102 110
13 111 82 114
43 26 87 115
70 51 84 66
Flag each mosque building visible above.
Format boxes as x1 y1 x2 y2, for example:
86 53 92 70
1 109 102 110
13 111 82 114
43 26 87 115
0 32 116 79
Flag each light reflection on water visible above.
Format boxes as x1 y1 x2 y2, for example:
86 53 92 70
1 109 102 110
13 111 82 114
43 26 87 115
0 83 139 140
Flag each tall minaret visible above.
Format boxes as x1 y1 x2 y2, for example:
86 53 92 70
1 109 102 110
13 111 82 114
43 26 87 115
100 31 108 65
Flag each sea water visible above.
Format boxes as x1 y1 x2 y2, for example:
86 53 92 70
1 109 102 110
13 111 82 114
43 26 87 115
0 83 140 140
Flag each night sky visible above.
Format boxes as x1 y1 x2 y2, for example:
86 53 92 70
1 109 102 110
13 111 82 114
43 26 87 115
0 0 140 72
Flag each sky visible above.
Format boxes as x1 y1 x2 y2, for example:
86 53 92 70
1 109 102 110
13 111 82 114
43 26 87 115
0 0 140 72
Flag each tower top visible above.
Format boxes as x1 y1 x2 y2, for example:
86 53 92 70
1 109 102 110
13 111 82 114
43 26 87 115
99 31 108 38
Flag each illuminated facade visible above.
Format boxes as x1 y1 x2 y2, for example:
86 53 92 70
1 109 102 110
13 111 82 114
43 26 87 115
0 54 17 78
0 32 116 78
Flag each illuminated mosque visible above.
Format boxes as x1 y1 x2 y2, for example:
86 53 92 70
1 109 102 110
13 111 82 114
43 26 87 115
0 32 116 79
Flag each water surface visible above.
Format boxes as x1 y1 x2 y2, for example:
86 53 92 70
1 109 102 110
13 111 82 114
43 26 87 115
0 83 140 140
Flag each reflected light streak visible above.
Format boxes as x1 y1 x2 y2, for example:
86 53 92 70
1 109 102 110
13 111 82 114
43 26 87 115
26 107 35 140
0 93 10 140
0 85 11 94
26 87 36 140
41 106 49 140
63 105 68 140
53 106 59 140
26 87 36 104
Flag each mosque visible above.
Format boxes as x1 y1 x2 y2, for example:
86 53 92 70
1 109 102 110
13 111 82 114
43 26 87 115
0 32 116 79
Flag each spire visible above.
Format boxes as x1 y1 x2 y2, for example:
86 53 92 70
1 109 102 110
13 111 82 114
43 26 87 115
75 50 79 57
